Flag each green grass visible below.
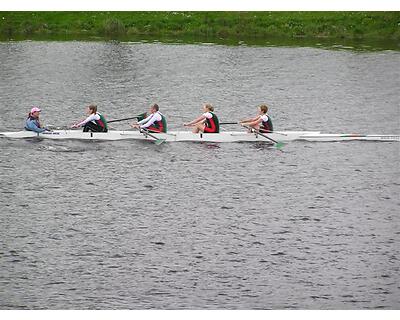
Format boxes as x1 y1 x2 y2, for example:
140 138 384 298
1 12 399 42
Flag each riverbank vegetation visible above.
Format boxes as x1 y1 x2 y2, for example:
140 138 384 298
1 12 399 41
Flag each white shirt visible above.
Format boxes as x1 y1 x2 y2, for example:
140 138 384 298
260 114 269 123
138 111 162 129
203 112 213 119
77 113 100 127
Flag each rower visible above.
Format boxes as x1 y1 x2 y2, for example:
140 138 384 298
240 104 273 133
25 107 49 133
184 103 219 133
72 104 108 132
131 103 167 133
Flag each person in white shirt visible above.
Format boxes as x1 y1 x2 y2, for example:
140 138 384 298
72 104 108 132
131 104 167 133
184 104 220 133
240 104 273 133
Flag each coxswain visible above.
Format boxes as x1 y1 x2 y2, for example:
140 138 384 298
240 104 273 133
72 104 108 132
184 103 219 133
131 103 167 133
25 107 49 133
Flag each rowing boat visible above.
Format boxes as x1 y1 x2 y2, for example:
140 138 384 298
0 130 399 142
0 130 315 142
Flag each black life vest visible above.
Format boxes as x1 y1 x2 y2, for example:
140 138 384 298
260 114 273 132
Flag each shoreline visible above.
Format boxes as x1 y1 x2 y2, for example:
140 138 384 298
1 33 398 52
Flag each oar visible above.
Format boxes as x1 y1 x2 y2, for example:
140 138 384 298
220 122 238 125
254 129 288 136
108 113 147 124
220 122 287 136
242 125 284 149
140 128 166 145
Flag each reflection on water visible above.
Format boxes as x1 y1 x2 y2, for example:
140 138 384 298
1 33 399 52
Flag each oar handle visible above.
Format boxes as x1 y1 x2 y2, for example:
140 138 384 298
243 125 279 144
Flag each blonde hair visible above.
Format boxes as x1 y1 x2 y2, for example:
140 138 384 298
204 103 214 112
259 104 268 114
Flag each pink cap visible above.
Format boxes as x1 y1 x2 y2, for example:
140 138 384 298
30 107 41 113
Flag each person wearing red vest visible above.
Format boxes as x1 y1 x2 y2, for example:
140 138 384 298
184 103 220 133
131 103 167 133
72 104 108 132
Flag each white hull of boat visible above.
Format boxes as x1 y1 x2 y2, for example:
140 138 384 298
0 130 399 143
299 134 400 142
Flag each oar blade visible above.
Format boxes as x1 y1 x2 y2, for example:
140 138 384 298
154 138 166 145
275 142 285 149
136 112 147 122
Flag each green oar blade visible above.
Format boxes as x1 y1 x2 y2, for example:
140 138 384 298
275 142 285 149
154 138 166 145
136 113 147 122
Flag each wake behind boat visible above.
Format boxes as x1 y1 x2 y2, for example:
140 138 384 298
1 129 399 142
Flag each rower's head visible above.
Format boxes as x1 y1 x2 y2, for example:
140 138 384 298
87 104 97 115
259 105 268 114
150 103 159 114
29 107 41 118
203 103 214 113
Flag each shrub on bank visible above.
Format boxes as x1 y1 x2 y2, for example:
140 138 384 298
102 18 126 35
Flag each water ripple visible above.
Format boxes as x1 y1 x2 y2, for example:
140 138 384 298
0 41 399 309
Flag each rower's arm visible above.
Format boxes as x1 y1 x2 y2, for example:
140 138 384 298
247 118 262 127
140 114 158 129
241 116 259 123
185 115 206 126
76 114 99 127
138 114 152 125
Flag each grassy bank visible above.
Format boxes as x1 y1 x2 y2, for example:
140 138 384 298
1 12 399 41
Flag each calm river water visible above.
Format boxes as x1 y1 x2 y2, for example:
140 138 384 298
0 41 399 309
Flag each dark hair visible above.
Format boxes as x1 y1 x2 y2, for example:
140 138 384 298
151 103 159 111
88 104 97 114
27 112 38 119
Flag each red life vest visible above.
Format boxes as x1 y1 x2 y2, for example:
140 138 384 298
204 112 219 133
147 113 167 133
94 113 107 129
